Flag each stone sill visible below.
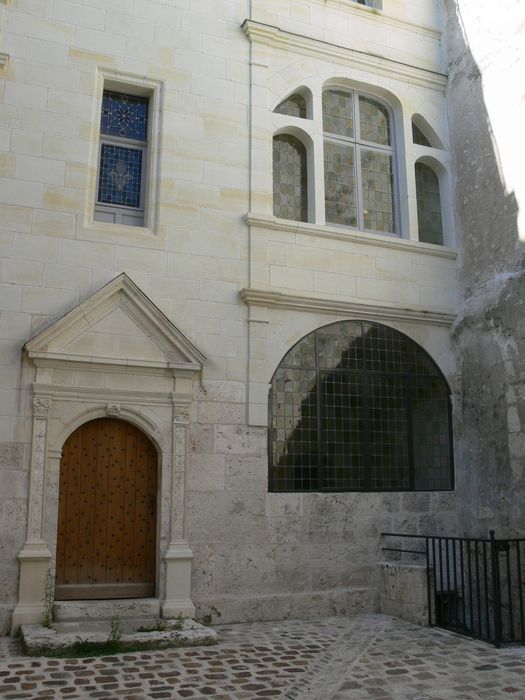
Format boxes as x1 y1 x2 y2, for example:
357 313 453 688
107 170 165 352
246 213 458 261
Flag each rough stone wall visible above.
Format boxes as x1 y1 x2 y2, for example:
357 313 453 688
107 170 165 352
444 0 525 537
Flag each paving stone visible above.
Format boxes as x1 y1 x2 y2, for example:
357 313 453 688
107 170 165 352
1 615 525 698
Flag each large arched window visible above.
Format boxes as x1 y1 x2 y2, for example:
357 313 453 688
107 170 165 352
273 134 308 222
323 89 396 233
269 321 453 492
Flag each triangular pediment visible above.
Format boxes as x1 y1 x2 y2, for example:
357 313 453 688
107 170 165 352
25 274 205 372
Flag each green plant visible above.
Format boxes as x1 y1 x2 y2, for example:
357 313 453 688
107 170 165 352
173 613 185 631
108 615 122 644
42 570 55 628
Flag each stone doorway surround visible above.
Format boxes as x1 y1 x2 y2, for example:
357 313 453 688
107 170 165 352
11 274 205 632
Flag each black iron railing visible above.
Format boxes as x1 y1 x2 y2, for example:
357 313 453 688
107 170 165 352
381 531 525 647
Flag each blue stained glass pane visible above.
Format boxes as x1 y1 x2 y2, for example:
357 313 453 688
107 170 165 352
98 144 143 208
101 91 148 141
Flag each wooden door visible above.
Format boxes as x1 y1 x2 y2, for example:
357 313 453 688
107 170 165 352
55 418 157 600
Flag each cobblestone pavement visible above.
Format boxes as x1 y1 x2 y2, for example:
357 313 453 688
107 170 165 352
1 614 524 699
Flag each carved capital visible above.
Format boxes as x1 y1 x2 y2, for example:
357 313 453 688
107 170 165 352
106 403 122 416
33 397 51 418
174 409 189 425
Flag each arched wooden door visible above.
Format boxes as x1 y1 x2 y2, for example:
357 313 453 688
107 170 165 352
55 418 158 600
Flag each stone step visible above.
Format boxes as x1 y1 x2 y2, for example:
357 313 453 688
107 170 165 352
53 598 160 622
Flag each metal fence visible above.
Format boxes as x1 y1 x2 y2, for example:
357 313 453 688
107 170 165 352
381 531 525 647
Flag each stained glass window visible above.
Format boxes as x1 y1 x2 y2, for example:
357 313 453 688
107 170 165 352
96 90 149 225
269 320 454 492
101 91 148 141
98 145 143 208
415 162 443 245
273 134 308 222
323 89 395 233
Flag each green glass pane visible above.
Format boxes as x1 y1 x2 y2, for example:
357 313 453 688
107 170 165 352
359 97 390 146
360 149 395 233
323 90 354 137
324 141 357 226
415 162 443 245
273 135 308 222
274 93 307 119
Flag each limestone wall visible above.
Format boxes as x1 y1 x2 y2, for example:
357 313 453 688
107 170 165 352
0 0 459 631
444 0 525 537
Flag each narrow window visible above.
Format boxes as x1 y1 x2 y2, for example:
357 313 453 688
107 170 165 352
95 90 149 227
412 122 431 147
323 89 395 234
274 94 307 119
415 162 443 245
273 134 308 222
269 321 453 492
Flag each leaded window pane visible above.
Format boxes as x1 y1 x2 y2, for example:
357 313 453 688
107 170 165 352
317 322 364 370
322 372 365 489
281 333 316 369
323 90 354 138
324 141 357 226
273 134 308 222
101 91 148 141
368 374 410 489
98 144 143 208
360 149 395 232
359 97 391 146
363 323 409 374
415 162 443 245
412 122 431 147
274 93 307 119
269 320 453 492
270 368 318 492
411 378 451 490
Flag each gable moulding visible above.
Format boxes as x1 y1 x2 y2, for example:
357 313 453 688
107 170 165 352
25 273 206 373
242 20 447 93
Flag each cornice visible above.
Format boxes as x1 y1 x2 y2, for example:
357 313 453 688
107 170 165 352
242 20 447 92
245 213 458 260
319 1 441 40
32 383 193 407
240 288 455 327
30 354 201 376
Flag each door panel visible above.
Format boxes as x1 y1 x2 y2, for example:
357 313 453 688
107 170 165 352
55 418 157 600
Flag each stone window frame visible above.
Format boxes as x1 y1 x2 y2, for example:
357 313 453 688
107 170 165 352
272 83 400 236
82 70 165 249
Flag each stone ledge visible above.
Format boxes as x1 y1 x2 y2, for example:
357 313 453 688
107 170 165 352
20 619 217 657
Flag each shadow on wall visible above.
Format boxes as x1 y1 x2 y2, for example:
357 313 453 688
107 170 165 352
444 0 525 538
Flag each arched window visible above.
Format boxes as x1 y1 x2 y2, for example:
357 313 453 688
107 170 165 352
323 89 395 233
274 93 307 119
412 121 431 147
269 320 453 492
415 162 443 245
273 134 308 222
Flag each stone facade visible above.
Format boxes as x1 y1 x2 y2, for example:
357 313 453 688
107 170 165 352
0 0 521 634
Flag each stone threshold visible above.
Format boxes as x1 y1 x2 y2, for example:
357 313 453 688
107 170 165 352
20 618 217 657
